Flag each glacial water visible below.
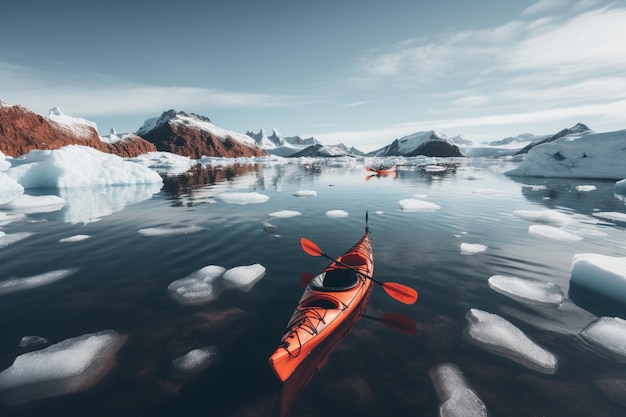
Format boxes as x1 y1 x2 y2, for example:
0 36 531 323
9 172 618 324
1 158 626 417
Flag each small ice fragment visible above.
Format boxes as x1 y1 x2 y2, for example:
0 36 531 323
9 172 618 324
292 190 317 197
464 309 557 374
59 234 90 243
168 265 226 305
0 269 77 296
223 264 266 292
375 210 384 215
216 192 269 205
19 336 48 348
0 232 32 249
581 317 626 362
326 210 349 218
460 243 487 255
513 209 572 227
138 225 205 237
576 185 596 192
172 346 219 374
268 210 302 218
528 225 582 242
399 199 441 212
429 363 488 417
424 165 447 172
592 212 626 222
488 275 564 306
570 253 626 303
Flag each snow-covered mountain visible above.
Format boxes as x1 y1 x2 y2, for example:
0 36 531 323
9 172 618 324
246 128 322 157
288 143 360 158
514 123 590 155
368 130 464 157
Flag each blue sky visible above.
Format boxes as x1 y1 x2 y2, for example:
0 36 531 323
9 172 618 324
2 0 625 151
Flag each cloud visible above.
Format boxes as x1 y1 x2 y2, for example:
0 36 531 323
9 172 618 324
521 0 571 16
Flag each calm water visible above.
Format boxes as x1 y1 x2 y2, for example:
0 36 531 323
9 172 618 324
1 157 626 417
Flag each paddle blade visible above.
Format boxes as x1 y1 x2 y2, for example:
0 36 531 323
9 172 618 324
300 237 322 257
379 313 418 336
301 272 315 288
381 282 418 305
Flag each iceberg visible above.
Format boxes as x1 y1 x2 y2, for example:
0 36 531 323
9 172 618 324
570 253 626 303
488 275 564 307
581 317 626 362
292 190 317 197
215 192 269 205
0 172 23 205
464 309 558 374
268 210 302 218
0 330 126 405
460 243 487 255
326 209 349 218
399 198 441 212
168 265 226 305
429 363 489 417
222 264 266 292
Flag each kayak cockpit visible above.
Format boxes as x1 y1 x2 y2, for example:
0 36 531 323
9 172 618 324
309 252 367 291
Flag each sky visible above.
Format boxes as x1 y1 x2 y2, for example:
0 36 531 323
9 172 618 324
1 0 626 152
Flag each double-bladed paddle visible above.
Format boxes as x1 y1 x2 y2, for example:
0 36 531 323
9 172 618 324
300 237 418 305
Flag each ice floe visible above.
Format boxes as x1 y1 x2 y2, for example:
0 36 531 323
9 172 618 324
0 330 126 405
223 264 266 292
138 225 206 237
0 194 66 214
570 253 626 303
292 190 317 197
513 209 572 227
429 363 488 417
581 317 626 362
326 210 349 218
0 231 32 249
460 243 487 255
0 269 77 296
59 234 91 243
591 211 626 223
172 346 219 375
464 309 558 374
399 199 441 212
576 185 596 192
268 210 302 218
215 192 269 205
528 225 583 242
488 275 564 307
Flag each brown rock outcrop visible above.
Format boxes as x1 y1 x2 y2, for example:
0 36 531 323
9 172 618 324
0 103 156 158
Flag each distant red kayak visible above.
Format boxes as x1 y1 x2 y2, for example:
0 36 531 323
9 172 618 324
366 165 396 175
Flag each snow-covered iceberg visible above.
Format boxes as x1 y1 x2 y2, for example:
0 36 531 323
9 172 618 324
464 309 558 374
172 346 219 376
488 275 564 307
429 363 489 417
570 253 626 303
581 317 626 362
0 330 126 405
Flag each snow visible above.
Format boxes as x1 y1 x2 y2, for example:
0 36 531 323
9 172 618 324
592 211 626 223
464 309 558 374
172 346 219 374
0 330 126 405
528 225 583 242
129 151 194 176
326 209 349 218
513 209 572 227
581 317 626 362
399 199 441 212
429 363 489 417
488 275 564 307
46 107 98 140
5 145 163 189
570 253 626 303
138 225 206 237
292 190 317 197
0 270 77 296
222 264 266 292
268 210 301 218
216 192 269 205
460 243 487 255
59 234 91 243
505 129 626 180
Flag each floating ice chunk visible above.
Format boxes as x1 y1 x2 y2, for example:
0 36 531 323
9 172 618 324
223 264 266 292
138 225 205 237
216 192 269 205
0 231 32 249
268 210 302 218
570 253 626 303
592 211 626 222
464 309 557 374
576 185 596 192
168 265 226 305
172 346 218 374
399 199 441 212
59 234 90 243
513 209 572 226
528 225 583 242
326 210 349 218
0 269 77 296
0 172 23 205
375 210 384 215
292 190 317 197
581 317 626 362
19 336 48 348
460 243 487 255
424 165 447 172
129 151 194 176
0 330 126 405
429 363 488 417
0 194 66 214
488 275 564 306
